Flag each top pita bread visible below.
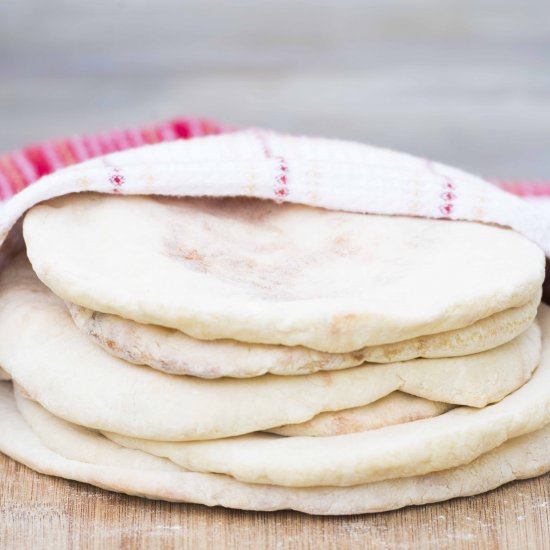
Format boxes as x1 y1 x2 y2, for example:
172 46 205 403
23 193 544 352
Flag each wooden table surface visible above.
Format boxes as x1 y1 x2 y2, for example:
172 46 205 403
1 452 549 550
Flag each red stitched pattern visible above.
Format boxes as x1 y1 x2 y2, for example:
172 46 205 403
426 160 456 218
252 130 289 199
108 167 126 193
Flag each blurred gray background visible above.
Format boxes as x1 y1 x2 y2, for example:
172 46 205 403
0 0 549 179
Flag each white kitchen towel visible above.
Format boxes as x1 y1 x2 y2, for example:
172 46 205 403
1 129 550 261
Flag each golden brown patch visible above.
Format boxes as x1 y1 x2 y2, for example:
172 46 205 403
329 314 359 337
332 233 350 256
166 245 209 273
330 413 371 435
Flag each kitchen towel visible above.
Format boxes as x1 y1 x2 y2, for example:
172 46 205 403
1 117 549 268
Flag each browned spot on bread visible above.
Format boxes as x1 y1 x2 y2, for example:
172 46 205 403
166 245 209 273
104 338 118 352
318 371 334 388
182 248 206 267
333 233 357 256
330 413 371 435
329 314 359 337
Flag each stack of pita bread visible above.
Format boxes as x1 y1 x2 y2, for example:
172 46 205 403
0 137 549 514
0 131 550 514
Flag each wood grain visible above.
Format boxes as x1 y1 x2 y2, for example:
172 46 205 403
1 452 549 550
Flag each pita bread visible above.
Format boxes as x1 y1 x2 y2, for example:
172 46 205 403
103 305 550 487
14 386 180 472
67 292 541 378
0 257 540 441
0 367 10 381
2 382 550 514
23 193 545 352
267 392 454 436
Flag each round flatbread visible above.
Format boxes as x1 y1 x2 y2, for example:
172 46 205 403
267 392 454 437
14 385 180 472
23 193 545 352
67 292 541 378
3 382 550 514
103 305 550 488
0 256 540 441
